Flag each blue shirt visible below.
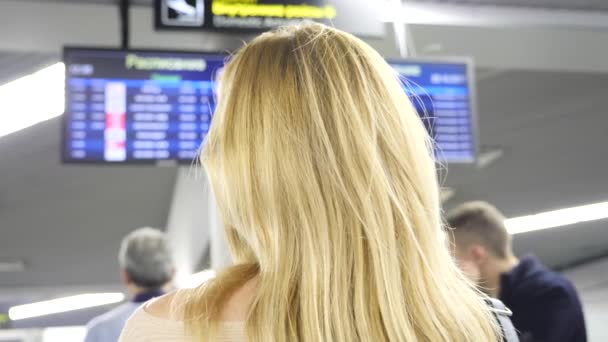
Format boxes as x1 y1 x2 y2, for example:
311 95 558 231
83 302 141 342
500 255 587 342
84 290 163 342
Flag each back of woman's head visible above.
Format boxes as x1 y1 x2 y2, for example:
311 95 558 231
190 23 498 341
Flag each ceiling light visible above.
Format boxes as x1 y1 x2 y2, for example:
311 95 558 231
380 2 608 30
8 293 124 321
0 62 64 138
506 201 608 235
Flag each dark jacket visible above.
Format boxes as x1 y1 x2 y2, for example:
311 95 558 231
499 255 586 342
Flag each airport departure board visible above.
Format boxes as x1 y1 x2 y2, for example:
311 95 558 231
63 48 225 163
63 48 476 164
390 60 476 163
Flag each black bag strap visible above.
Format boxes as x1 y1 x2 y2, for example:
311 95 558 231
486 298 519 342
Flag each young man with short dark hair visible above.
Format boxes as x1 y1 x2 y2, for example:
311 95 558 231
447 201 587 342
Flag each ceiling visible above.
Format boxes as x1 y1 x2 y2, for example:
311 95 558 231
444 68 608 268
21 0 153 5
28 0 608 12
0 52 57 85
404 0 608 12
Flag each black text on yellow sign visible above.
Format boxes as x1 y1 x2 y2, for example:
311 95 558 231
212 2 337 20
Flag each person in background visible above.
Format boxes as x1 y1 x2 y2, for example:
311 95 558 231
447 201 586 342
120 23 506 342
84 227 174 342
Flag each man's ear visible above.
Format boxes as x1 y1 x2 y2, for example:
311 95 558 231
470 244 488 264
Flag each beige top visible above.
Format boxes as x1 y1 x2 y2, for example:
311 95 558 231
119 305 246 342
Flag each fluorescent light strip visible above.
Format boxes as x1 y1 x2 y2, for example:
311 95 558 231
0 62 65 138
8 293 125 321
505 201 608 235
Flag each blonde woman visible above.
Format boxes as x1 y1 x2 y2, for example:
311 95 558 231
120 23 508 342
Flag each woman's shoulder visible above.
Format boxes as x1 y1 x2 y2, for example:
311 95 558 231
120 289 247 342
145 290 182 319
119 292 189 342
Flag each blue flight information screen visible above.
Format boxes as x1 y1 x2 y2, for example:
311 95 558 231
390 60 476 163
63 48 225 163
63 49 476 164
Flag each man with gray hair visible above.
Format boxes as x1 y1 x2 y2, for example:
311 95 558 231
84 227 174 342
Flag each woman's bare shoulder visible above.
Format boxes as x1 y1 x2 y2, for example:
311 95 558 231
145 276 257 320
144 289 191 320
119 291 189 341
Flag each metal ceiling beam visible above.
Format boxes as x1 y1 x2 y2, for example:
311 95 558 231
1 1 608 72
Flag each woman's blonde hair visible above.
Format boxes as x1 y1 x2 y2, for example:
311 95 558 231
185 23 499 341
